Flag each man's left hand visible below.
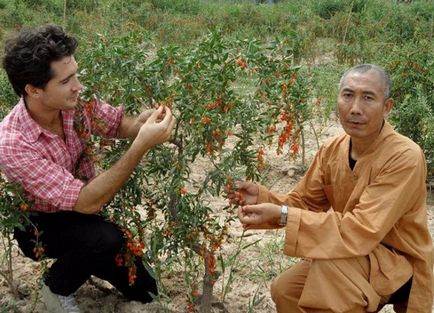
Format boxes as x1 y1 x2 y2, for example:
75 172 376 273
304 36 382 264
137 109 156 124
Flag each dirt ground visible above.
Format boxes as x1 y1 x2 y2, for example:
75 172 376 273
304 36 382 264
1 119 433 313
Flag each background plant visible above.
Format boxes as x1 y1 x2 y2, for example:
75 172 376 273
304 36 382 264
72 30 310 312
0 0 433 312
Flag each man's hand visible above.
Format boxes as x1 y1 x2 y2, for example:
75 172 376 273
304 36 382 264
134 106 175 151
137 108 167 124
225 181 259 206
238 203 282 230
118 107 169 139
136 109 154 124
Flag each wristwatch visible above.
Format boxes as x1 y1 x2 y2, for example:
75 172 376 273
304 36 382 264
279 205 288 226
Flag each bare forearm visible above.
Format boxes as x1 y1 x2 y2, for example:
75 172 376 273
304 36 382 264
117 109 157 139
74 139 148 214
74 106 174 214
117 115 140 139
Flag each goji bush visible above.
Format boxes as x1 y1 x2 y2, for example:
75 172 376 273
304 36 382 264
383 42 434 178
75 31 310 312
0 31 310 312
0 174 47 297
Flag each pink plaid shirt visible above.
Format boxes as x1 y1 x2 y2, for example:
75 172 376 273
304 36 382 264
0 97 123 213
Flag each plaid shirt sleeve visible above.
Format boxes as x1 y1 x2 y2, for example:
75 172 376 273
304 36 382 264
90 97 124 138
0 137 84 211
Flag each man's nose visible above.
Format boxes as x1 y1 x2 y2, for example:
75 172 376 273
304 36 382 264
72 77 83 92
349 97 362 115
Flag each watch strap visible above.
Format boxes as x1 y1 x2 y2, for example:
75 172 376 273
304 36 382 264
279 205 288 226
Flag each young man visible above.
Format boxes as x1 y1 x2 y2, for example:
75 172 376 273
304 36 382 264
0 25 175 312
227 64 433 313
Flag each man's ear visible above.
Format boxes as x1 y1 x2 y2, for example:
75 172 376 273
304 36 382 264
383 98 394 118
24 84 42 99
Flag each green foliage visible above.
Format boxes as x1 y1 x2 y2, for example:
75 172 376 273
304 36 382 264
0 0 434 310
310 0 368 20
0 302 17 313
0 1 31 28
384 43 433 108
247 287 266 313
376 39 434 177
390 86 434 176
150 0 201 15
311 0 347 20
409 1 434 21
70 30 310 309
310 64 345 118
248 234 296 282
0 174 33 295
12 0 100 13
384 6 418 42
65 0 100 12
0 72 18 110
0 179 28 234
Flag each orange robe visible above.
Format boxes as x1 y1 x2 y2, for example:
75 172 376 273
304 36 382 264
257 122 433 312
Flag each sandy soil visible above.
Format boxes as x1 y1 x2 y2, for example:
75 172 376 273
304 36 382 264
1 119 433 313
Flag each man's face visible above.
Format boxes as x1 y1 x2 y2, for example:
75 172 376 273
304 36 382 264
39 55 82 111
337 70 393 142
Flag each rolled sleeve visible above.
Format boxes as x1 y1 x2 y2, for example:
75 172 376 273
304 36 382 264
92 97 124 138
57 176 84 211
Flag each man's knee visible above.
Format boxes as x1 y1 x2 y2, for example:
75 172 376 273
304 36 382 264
271 274 297 313
302 257 381 312
271 261 308 308
270 275 281 302
91 222 124 255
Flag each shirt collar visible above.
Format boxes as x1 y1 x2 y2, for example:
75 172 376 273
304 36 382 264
17 98 77 143
16 98 45 143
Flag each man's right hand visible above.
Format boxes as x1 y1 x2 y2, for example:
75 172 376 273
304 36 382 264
225 181 259 206
135 105 175 151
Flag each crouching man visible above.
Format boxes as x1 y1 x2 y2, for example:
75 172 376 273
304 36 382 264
0 24 175 312
227 64 433 313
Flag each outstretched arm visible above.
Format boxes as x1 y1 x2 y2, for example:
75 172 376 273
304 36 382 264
74 106 175 214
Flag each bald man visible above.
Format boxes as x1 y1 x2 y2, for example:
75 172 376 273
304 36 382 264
227 64 433 313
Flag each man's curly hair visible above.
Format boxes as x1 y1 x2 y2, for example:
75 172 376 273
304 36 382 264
2 24 78 96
